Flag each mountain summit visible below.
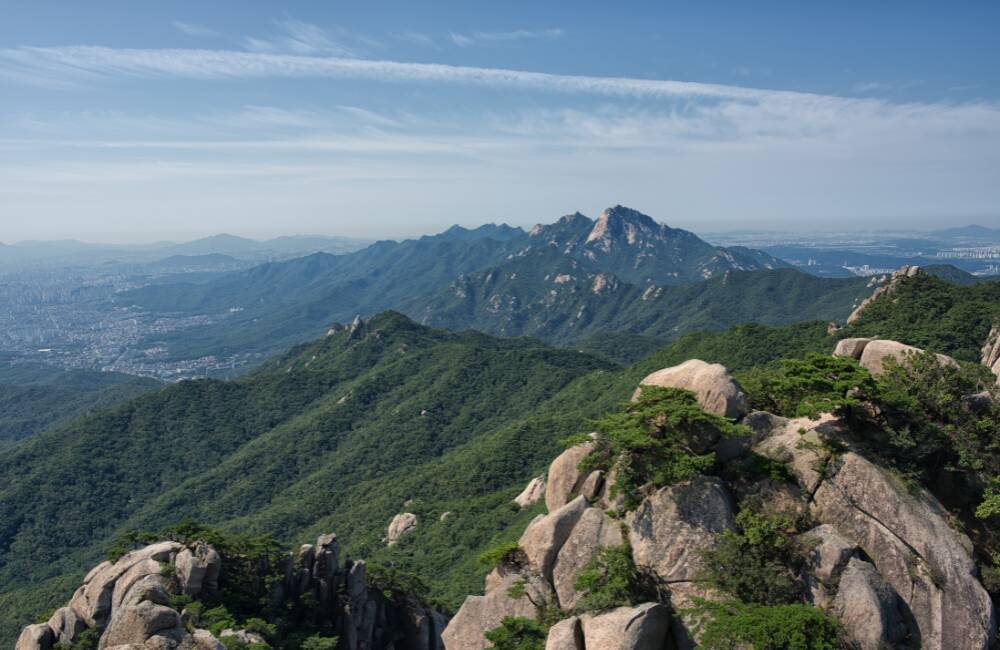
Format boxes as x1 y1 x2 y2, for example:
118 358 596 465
525 205 787 285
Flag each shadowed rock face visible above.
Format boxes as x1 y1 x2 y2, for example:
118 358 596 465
812 452 995 650
626 477 736 584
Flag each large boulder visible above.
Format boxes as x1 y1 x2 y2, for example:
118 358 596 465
442 569 553 650
519 495 589 583
514 476 547 508
832 557 908 650
551 507 624 609
634 359 748 420
386 513 418 546
812 452 995 649
579 603 670 650
833 337 872 360
626 476 736 584
545 443 595 512
545 617 584 650
857 339 959 376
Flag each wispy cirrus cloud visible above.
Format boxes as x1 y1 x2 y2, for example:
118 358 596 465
242 19 362 57
0 43 802 103
449 28 564 47
172 21 223 39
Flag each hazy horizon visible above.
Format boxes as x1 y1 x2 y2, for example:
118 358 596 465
2 209 999 247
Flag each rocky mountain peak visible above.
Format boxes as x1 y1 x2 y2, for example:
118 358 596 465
585 206 663 250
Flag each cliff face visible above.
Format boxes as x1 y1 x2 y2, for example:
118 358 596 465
17 533 446 650
442 347 998 650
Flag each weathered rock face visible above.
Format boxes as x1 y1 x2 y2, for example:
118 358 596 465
20 535 446 650
70 542 182 629
442 568 553 650
545 442 595 512
99 601 182 650
551 507 623 609
634 359 748 420
520 496 590 584
174 541 221 596
579 603 670 650
832 557 908 650
514 475 547 508
855 339 959 376
15 625 53 650
810 452 995 650
386 512 419 546
798 524 858 607
626 476 736 584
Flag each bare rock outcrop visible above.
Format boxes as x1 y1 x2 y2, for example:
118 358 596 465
514 475 547 508
174 541 221 596
626 476 735 584
832 557 909 650
551 507 623 609
442 568 553 650
544 617 584 650
385 512 419 546
545 443 595 512
833 337 873 359
634 359 748 420
21 535 446 650
15 625 54 650
579 603 670 650
799 524 858 607
520 495 590 583
811 451 995 649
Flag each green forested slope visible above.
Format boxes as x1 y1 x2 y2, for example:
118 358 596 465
409 252 872 345
0 359 159 448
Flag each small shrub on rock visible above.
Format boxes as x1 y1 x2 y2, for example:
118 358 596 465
573 543 655 613
687 599 842 650
578 386 749 510
483 616 548 650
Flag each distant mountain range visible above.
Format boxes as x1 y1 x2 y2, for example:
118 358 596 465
0 233 372 267
123 206 875 363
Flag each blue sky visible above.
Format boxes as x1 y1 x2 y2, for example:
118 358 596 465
1 1 999 242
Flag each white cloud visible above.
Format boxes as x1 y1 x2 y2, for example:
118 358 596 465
450 28 564 47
